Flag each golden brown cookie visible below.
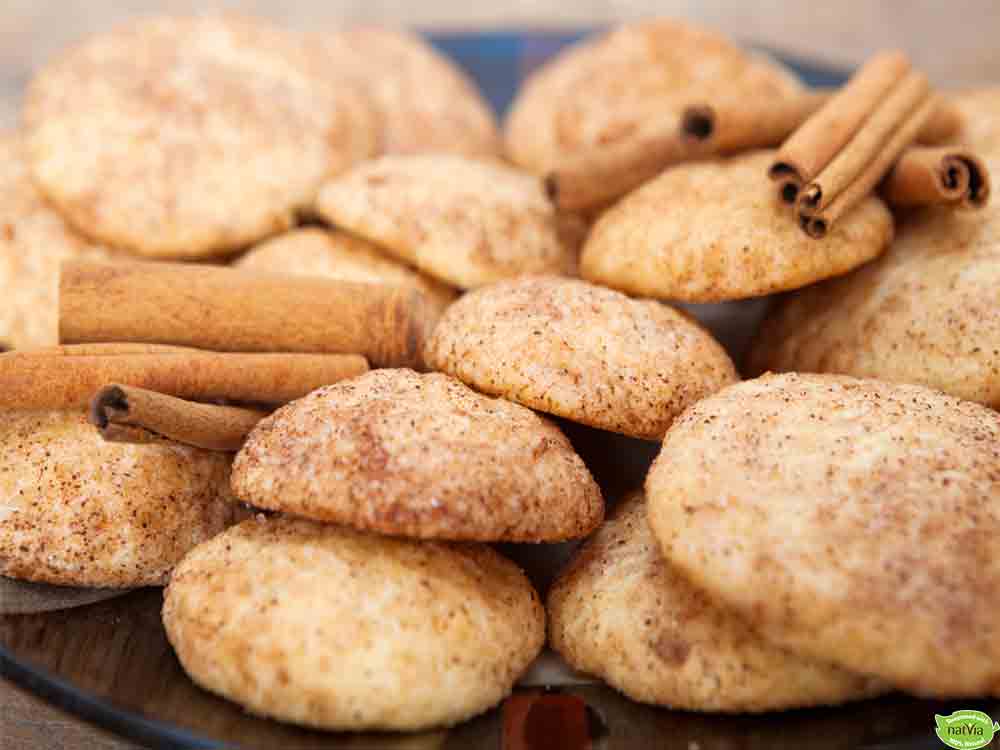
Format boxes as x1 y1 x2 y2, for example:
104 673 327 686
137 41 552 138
424 277 737 439
748 191 1000 407
580 151 894 302
505 20 802 173
647 373 1000 697
0 410 240 587
318 26 500 157
954 88 1000 158
315 154 574 289
24 14 376 259
232 369 602 541
0 132 112 350
549 491 885 711
235 227 458 316
163 516 545 730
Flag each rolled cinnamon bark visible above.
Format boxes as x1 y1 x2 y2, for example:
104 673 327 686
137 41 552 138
799 95 936 238
0 346 368 409
769 51 913 192
684 91 961 176
882 146 990 209
60 261 433 369
544 115 703 212
90 385 266 452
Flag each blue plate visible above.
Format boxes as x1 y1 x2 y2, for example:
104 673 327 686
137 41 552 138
0 32 979 750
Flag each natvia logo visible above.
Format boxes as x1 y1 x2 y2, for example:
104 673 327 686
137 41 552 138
936 710 999 749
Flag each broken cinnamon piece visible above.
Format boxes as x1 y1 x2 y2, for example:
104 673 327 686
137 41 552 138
800 96 937 238
90 384 266 452
60 260 434 369
0 346 368 410
882 146 990 209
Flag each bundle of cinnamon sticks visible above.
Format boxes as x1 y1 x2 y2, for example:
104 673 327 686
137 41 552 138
770 51 990 237
0 260 440 452
545 52 989 224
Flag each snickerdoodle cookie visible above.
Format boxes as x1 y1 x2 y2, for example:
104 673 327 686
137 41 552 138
163 516 544 730
232 369 602 541
580 151 894 302
236 228 458 316
749 170 1000 408
549 491 885 711
0 132 112 350
0 410 240 587
647 373 1000 697
319 26 500 157
424 277 737 439
505 19 801 173
25 14 376 259
315 154 575 289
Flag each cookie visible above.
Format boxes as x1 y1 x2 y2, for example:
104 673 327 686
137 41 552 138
163 516 545 730
748 192 1000 407
505 20 802 173
549 491 885 711
24 14 376 259
424 277 737 439
0 132 112 350
318 26 500 157
235 228 458 316
315 154 574 289
580 151 894 302
232 369 602 541
647 373 1000 697
0 410 241 587
954 88 1000 158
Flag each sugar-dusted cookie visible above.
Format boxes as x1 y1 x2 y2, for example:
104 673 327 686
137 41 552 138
319 26 500 157
647 373 1000 697
505 20 801 173
0 410 241 587
24 14 376 259
163 516 544 730
549 491 885 711
236 228 458 316
232 369 602 541
748 194 1000 407
581 151 894 302
424 277 737 439
0 132 112 350
315 154 574 289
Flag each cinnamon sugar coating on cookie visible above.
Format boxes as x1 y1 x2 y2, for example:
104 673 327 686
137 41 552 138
647 373 1000 697
425 277 737 439
163 516 544 730
232 369 602 541
549 491 885 711
25 14 376 259
0 410 241 587
581 151 894 302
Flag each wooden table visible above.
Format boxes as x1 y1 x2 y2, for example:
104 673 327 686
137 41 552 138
2 2 998 748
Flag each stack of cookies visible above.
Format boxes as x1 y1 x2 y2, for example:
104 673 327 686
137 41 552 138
1 12 1000 737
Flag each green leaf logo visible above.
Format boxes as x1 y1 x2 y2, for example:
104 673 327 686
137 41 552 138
935 710 998 749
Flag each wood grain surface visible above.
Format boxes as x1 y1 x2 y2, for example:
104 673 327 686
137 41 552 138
2 2 998 748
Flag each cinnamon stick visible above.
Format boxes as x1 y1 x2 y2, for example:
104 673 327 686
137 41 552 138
0 346 367 410
882 146 991 209
60 261 433 369
684 90 961 166
799 93 936 238
544 114 707 212
90 385 266 452
769 51 913 195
